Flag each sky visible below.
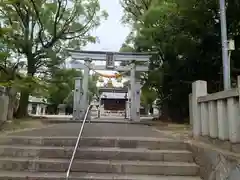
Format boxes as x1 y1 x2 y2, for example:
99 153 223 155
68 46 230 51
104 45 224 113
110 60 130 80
83 0 131 87
84 0 130 52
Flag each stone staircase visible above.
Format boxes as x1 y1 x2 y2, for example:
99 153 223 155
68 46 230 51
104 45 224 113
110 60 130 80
0 136 201 179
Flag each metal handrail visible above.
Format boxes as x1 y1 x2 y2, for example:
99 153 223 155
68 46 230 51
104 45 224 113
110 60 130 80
66 105 92 179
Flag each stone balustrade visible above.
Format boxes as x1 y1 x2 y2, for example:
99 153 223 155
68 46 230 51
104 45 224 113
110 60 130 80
190 76 240 143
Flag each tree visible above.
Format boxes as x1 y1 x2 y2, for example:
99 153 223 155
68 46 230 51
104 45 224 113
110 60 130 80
0 60 23 120
0 30 24 119
47 68 82 113
0 0 107 117
0 57 46 119
88 73 99 102
121 0 240 123
47 68 99 114
140 84 157 113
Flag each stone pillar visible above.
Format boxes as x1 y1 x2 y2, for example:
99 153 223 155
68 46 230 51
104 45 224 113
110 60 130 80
80 59 91 119
208 101 218 138
189 94 193 126
192 80 207 137
125 100 127 119
227 97 238 142
127 86 131 120
135 81 141 121
200 102 209 136
97 99 101 118
130 63 136 121
217 99 228 140
228 75 240 142
73 77 82 120
124 92 128 119
0 86 9 122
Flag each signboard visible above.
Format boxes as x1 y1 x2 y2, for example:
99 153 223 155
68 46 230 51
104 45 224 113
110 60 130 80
106 52 115 69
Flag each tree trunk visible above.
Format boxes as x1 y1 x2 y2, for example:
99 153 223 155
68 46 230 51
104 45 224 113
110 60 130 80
149 104 153 114
16 90 29 118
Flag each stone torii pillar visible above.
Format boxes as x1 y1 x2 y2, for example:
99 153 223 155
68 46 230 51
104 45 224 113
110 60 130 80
73 77 83 120
135 81 141 121
79 58 91 119
130 63 136 121
130 62 141 121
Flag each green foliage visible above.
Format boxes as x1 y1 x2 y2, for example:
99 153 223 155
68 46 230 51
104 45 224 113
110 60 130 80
0 0 107 117
120 43 135 53
48 68 98 110
47 68 82 107
0 0 107 74
121 0 240 122
88 73 99 101
141 84 157 106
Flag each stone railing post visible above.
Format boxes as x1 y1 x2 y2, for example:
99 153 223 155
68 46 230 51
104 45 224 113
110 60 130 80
0 86 9 122
200 101 209 136
217 99 229 140
208 100 218 138
189 94 193 126
192 80 207 137
229 75 240 142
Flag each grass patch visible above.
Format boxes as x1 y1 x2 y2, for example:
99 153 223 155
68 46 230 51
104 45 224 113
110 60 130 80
0 118 47 134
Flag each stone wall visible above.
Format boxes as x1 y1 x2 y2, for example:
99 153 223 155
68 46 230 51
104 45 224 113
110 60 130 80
187 141 240 180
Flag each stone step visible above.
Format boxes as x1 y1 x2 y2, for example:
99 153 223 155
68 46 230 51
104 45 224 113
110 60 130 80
0 136 188 150
0 145 193 162
0 171 202 180
0 157 199 176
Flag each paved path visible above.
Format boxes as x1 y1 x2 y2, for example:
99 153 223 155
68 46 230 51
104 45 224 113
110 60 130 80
6 123 170 138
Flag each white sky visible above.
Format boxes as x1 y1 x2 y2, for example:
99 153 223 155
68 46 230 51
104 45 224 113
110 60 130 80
83 0 131 86
84 0 130 52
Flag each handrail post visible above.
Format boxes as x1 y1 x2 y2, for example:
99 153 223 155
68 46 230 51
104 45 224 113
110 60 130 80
66 104 92 179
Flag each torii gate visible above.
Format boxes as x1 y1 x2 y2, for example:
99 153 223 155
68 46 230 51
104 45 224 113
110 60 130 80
68 50 153 121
